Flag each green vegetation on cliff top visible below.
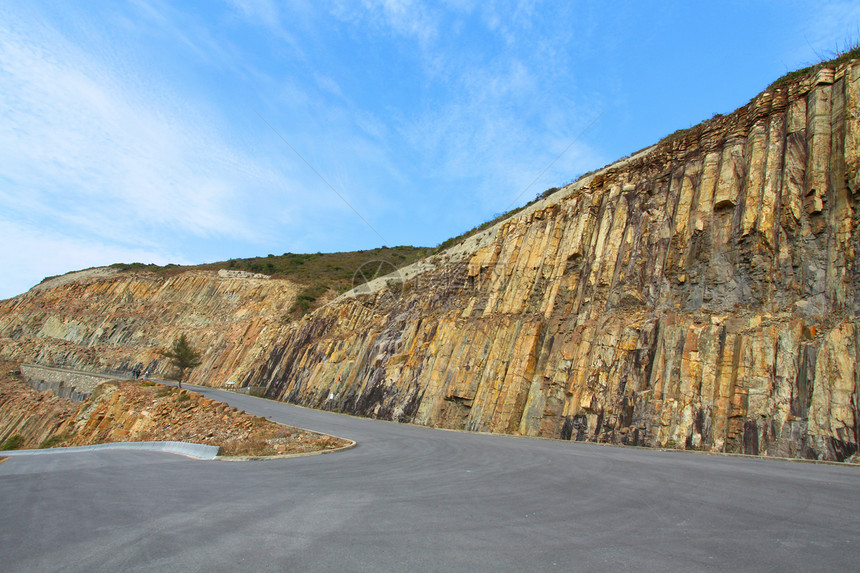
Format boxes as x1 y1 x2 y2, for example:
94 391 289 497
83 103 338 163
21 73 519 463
108 181 565 305
109 246 432 316
768 42 860 90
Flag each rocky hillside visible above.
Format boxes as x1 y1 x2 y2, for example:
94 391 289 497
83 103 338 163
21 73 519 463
0 267 300 388
239 58 860 461
0 361 349 456
1 55 858 461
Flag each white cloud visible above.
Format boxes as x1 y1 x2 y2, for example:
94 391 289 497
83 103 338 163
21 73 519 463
227 0 281 28
775 1 860 70
393 45 603 209
0 3 356 297
0 7 304 249
327 0 440 45
0 219 187 300
371 0 440 43
0 0 613 291
804 1 860 52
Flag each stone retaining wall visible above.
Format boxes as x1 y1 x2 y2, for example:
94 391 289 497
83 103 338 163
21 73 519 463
19 364 119 399
26 379 91 402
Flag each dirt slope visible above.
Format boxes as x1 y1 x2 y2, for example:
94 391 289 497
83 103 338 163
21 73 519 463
0 361 349 456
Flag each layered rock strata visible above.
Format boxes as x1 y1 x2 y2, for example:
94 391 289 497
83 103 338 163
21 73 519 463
241 61 860 461
0 362 349 455
0 269 300 387
1 60 858 461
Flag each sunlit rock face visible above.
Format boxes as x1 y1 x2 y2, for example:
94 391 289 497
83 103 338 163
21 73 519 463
0 269 301 390
242 61 859 461
2 61 858 461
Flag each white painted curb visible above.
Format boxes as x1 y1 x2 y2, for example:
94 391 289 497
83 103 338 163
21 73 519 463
2 441 219 460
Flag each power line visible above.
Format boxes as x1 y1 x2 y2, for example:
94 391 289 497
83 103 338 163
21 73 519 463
503 111 603 211
257 112 389 246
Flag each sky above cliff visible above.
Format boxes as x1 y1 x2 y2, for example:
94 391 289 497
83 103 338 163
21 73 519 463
2 1 859 299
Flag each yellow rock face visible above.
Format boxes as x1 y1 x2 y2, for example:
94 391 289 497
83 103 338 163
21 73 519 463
0 270 302 390
239 61 859 462
2 61 859 461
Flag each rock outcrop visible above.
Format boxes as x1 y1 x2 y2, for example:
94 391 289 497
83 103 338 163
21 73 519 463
240 60 860 461
0 269 300 387
1 58 858 461
0 361 349 456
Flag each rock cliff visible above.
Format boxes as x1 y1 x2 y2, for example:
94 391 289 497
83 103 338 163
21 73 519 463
241 60 860 461
0 267 300 387
1 58 858 461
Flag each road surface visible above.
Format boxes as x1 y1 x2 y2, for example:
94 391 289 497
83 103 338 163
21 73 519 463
1 384 858 572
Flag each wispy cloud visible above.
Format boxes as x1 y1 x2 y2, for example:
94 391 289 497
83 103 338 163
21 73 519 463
0 218 188 297
227 0 281 28
0 3 343 297
0 9 258 242
14 8 351 230
291 1 605 221
328 0 441 44
802 0 860 55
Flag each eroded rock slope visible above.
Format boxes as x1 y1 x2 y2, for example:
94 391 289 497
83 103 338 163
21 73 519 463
1 60 858 461
0 269 299 387
0 361 348 456
242 62 860 461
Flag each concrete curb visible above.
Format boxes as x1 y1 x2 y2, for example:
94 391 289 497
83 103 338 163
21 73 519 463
1 441 220 460
216 439 357 461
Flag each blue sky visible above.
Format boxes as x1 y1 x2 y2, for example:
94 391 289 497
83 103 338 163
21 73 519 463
2 1 859 299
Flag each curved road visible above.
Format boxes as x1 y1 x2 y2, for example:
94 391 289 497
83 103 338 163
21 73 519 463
1 384 858 572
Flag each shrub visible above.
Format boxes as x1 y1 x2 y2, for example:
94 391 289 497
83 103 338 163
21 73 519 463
0 434 25 451
219 436 273 456
288 283 329 316
39 434 71 449
769 42 860 90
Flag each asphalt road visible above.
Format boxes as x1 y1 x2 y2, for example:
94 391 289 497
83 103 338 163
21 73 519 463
1 385 858 572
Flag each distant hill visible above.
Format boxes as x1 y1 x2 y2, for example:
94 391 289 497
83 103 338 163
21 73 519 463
107 246 431 316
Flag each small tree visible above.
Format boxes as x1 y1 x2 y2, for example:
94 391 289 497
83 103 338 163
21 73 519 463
160 334 202 389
